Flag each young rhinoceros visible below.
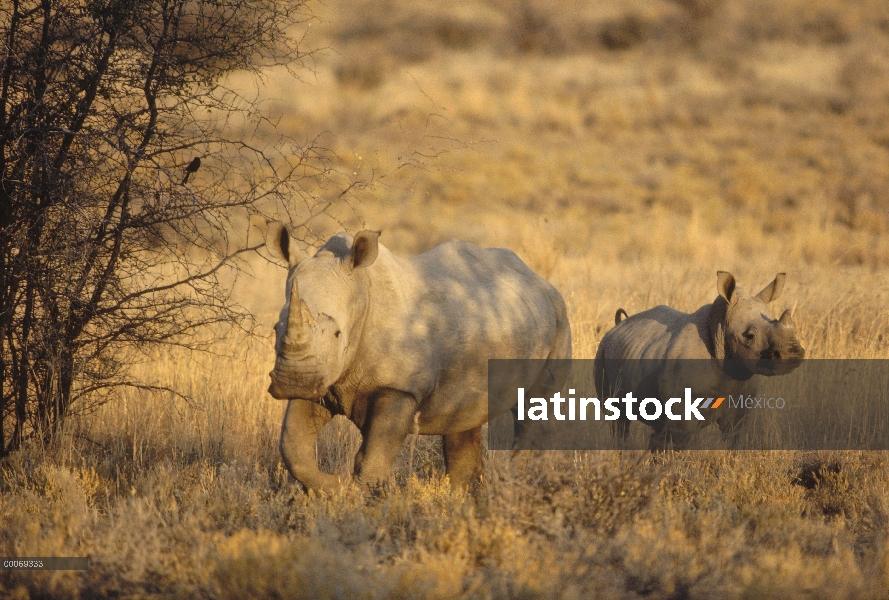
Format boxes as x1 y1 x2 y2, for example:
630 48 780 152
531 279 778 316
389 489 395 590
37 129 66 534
595 271 805 449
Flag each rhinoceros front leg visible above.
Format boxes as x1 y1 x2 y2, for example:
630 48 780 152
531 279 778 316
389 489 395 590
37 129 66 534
647 426 692 451
443 426 483 488
353 391 416 488
280 399 341 492
717 410 747 449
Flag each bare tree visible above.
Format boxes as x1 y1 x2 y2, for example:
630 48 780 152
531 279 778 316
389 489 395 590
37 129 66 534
0 0 339 455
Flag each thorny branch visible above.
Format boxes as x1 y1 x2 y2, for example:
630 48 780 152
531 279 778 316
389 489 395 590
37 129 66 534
0 0 355 455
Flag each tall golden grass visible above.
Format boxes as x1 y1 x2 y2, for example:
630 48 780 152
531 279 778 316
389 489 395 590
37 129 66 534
4 0 889 597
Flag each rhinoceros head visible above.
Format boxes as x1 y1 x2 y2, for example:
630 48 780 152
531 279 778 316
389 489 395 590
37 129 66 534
709 271 805 377
264 222 380 399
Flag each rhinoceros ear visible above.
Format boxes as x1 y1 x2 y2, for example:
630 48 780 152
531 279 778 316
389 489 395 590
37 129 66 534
717 271 736 303
755 273 785 303
265 221 302 266
351 230 380 269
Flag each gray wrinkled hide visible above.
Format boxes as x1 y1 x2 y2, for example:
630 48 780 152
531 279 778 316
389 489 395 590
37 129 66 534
595 271 805 449
266 224 571 490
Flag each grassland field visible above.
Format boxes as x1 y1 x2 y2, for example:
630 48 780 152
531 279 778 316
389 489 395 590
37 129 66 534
3 0 889 598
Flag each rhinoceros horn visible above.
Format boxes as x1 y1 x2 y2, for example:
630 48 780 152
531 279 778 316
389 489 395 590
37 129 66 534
283 280 315 353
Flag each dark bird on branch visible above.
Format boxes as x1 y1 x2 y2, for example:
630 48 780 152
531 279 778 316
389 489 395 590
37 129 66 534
181 157 201 184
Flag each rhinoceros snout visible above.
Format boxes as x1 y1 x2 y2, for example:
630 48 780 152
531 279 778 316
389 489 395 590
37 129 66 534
267 368 327 400
268 372 290 399
761 348 782 360
761 342 805 361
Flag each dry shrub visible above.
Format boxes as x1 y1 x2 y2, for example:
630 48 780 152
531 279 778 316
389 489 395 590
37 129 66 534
599 14 648 51
213 530 462 600
792 453 889 552
841 47 889 104
673 0 723 20
491 452 660 535
334 0 505 63
507 3 569 54
335 48 394 89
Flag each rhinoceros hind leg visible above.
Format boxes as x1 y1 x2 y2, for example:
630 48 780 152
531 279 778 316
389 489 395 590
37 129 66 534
443 426 483 488
613 417 631 441
280 399 340 492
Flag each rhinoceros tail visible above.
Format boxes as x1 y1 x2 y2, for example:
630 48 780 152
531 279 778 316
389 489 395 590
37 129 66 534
615 308 629 325
594 341 631 442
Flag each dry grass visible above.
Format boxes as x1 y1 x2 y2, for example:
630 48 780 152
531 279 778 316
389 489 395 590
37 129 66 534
4 0 889 597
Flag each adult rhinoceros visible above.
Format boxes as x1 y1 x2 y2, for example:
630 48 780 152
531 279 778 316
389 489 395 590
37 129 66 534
595 271 805 449
265 223 571 491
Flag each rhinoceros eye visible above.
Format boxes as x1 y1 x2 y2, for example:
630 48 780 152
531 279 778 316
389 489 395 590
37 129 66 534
335 330 341 338
742 326 757 341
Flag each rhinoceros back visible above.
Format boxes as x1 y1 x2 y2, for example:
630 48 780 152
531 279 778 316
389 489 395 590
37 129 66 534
419 240 568 357
595 304 713 400
357 239 570 433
